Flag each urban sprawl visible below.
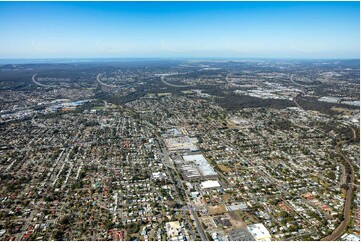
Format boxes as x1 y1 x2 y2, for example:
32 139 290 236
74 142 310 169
0 59 359 241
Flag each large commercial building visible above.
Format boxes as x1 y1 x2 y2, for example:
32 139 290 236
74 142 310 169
200 180 221 190
179 163 201 180
247 223 272 241
227 203 248 211
183 154 218 178
228 228 255 241
164 136 199 152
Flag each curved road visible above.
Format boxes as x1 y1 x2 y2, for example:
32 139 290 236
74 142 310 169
293 96 304 111
225 72 235 84
322 135 356 241
290 74 321 88
96 73 119 88
160 75 191 88
292 93 356 241
32 73 56 88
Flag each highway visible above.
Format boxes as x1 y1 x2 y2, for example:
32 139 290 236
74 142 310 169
290 74 321 88
96 73 119 88
292 96 304 111
160 75 190 88
31 73 55 88
225 73 232 83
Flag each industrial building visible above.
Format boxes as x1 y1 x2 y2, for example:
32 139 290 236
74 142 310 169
200 180 221 190
247 223 272 241
183 154 218 177
164 136 199 152
227 203 248 211
228 228 255 241
179 163 201 180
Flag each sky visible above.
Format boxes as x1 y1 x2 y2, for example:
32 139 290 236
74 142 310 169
0 1 359 59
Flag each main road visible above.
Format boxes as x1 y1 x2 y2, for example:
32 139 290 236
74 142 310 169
32 73 55 88
156 137 208 241
293 92 357 241
96 73 119 88
159 75 191 88
322 137 355 241
290 74 321 88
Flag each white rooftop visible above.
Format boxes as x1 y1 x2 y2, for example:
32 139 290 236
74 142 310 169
341 234 360 241
247 223 272 241
183 154 217 177
200 180 221 189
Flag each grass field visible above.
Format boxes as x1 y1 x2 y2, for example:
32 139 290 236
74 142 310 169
208 205 227 215
218 164 231 173
181 90 194 94
331 106 354 115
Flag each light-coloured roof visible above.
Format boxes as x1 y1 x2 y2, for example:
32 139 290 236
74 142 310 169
200 180 221 189
247 223 272 241
183 154 217 177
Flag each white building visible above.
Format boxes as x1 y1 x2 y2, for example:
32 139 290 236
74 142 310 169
152 172 167 180
247 223 272 241
183 154 218 177
341 234 360 241
200 180 221 190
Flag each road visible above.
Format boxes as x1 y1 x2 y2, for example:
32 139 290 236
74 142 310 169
156 137 208 241
350 127 357 140
96 73 119 88
226 73 232 83
160 75 190 88
292 89 306 111
15 198 46 240
290 74 321 88
155 139 196 239
322 139 355 241
31 73 55 88
291 94 357 240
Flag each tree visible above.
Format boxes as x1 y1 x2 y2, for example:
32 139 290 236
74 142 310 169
52 229 64 240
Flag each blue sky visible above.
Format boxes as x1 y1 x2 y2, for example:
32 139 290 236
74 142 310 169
0 1 359 59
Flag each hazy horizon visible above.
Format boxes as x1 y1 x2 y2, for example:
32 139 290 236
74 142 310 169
0 1 359 59
0 57 360 65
